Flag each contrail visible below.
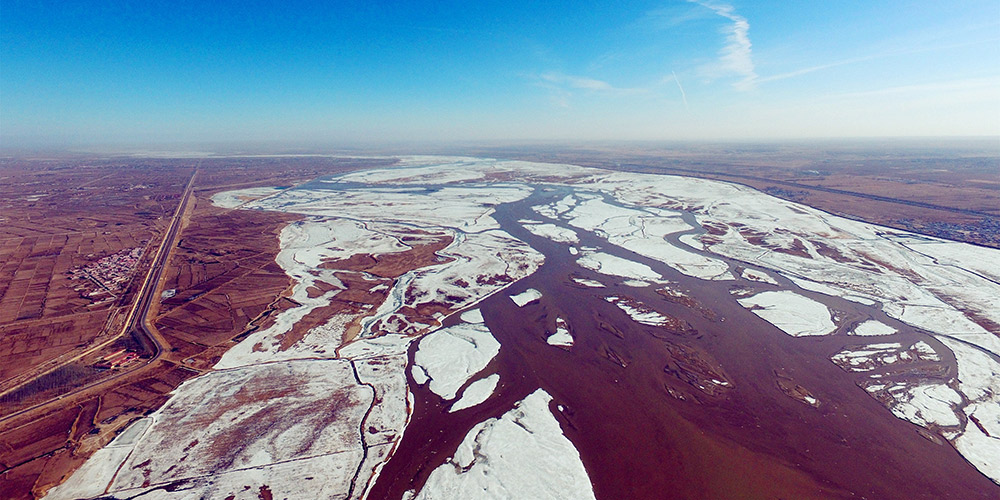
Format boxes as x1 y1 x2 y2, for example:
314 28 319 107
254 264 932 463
672 71 689 110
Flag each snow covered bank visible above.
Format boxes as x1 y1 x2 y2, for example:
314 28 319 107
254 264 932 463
61 155 1000 495
49 360 372 499
555 196 732 280
210 186 284 208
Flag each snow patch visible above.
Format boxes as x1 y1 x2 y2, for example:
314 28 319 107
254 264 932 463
210 186 283 208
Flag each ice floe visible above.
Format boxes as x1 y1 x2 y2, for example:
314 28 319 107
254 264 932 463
414 389 596 500
547 318 574 347
572 277 605 288
510 288 543 307
851 320 897 336
577 251 665 283
460 308 484 324
737 290 836 336
521 221 580 244
832 343 904 372
450 374 500 413
532 194 579 220
606 296 672 327
741 268 779 285
621 279 649 287
911 341 940 361
412 323 501 400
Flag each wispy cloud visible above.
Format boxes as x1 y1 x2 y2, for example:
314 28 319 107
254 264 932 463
541 72 614 91
689 1 757 90
668 71 689 109
758 36 1000 85
757 61 856 85
640 4 714 30
827 76 1000 100
534 72 646 108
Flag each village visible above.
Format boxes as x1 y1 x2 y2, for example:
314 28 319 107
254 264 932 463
68 247 144 303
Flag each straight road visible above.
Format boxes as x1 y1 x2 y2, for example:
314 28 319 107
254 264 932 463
0 166 199 425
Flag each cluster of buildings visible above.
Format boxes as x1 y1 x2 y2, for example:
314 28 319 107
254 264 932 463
95 349 140 370
69 247 144 299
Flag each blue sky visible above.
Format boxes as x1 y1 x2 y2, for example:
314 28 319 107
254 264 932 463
2 0 998 146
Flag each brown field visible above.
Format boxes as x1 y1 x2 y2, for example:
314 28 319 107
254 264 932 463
0 158 189 402
151 201 299 367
